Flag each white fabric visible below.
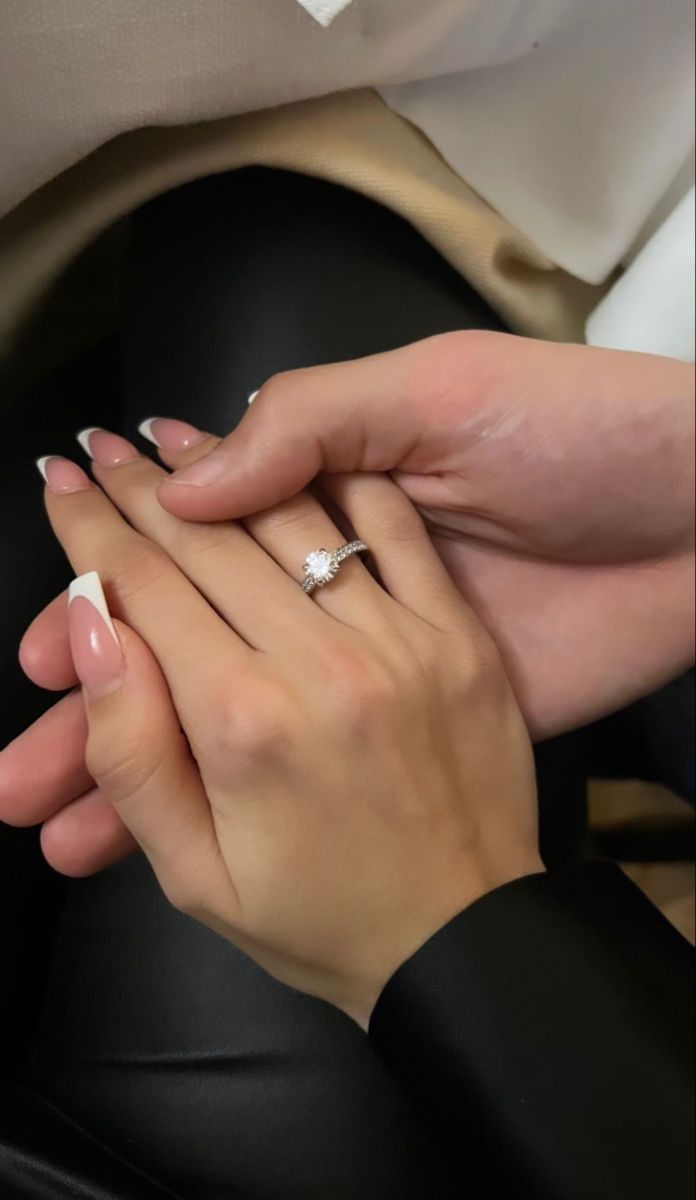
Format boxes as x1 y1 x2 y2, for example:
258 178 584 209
297 0 356 27
380 0 695 286
587 188 696 362
0 0 693 357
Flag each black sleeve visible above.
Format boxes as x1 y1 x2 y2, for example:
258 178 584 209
369 863 695 1200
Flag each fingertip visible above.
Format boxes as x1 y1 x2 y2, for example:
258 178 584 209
18 628 45 683
0 692 91 827
19 591 77 690
40 792 136 877
19 626 76 691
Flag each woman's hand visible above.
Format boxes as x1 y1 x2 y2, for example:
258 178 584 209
10 433 541 1023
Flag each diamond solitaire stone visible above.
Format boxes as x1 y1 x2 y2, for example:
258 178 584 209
300 541 368 594
304 549 336 585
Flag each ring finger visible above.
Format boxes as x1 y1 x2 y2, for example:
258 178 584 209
82 428 391 637
141 424 396 630
78 430 346 650
148 422 467 633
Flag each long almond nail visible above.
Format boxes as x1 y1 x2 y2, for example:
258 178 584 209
36 456 92 494
138 417 208 452
77 428 139 467
68 572 123 699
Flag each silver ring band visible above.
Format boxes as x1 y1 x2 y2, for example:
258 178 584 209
301 541 369 595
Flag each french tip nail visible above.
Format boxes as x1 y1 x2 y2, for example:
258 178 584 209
138 417 160 446
247 390 259 405
76 427 102 457
35 455 53 482
69 571 118 642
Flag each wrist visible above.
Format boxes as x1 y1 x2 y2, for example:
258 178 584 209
344 850 546 1029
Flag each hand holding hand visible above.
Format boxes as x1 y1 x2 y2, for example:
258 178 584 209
154 333 696 736
3 434 541 1022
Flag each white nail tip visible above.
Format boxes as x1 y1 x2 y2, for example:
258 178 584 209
138 417 160 446
68 572 118 642
76 427 102 456
35 455 54 482
247 390 259 405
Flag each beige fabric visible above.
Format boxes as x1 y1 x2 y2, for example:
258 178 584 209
3 0 691 284
589 780 695 944
0 89 606 368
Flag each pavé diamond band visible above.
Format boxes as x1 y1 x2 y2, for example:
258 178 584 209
300 541 369 595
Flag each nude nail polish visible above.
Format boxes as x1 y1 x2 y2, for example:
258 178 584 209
68 572 124 699
138 417 208 452
36 456 92 494
77 427 139 467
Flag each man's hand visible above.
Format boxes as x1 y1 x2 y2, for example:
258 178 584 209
155 332 695 736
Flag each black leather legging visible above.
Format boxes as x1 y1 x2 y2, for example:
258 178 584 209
0 170 691 1198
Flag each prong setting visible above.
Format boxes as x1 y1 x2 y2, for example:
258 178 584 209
303 549 338 588
300 542 368 595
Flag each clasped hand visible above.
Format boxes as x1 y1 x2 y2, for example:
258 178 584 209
2 330 692 1024
13 428 541 1025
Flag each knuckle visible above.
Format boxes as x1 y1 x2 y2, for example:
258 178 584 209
211 679 294 764
417 328 498 368
319 643 399 720
258 367 312 408
408 329 502 408
107 537 171 604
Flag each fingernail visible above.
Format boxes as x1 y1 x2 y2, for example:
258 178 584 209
138 417 208 452
77 427 139 467
166 450 227 488
247 390 259 405
68 572 123 699
36 456 92 494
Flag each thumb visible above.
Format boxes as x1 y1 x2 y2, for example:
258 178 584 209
156 341 434 522
67 572 220 900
